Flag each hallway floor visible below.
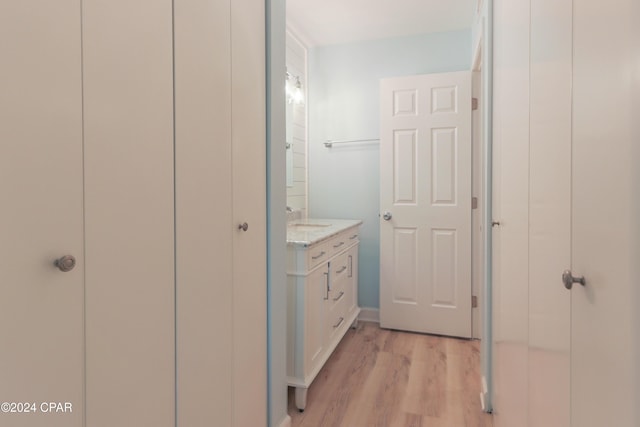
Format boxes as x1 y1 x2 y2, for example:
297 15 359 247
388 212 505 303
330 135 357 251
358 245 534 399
288 321 493 427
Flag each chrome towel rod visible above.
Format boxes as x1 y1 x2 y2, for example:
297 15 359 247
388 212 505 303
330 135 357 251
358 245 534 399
324 138 380 148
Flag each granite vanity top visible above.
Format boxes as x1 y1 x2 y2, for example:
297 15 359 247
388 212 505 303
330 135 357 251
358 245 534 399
286 218 363 247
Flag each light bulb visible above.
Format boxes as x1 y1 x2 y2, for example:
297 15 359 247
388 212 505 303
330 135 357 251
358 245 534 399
293 77 304 104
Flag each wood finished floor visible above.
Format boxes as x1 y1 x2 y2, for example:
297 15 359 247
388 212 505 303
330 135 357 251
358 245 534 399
288 322 493 427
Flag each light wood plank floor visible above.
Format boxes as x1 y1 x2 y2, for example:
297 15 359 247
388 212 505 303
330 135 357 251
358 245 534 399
288 322 493 427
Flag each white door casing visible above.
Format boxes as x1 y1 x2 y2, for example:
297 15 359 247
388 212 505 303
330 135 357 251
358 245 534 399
380 71 472 338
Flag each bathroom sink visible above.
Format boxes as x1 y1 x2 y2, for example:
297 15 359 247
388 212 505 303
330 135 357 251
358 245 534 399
287 223 331 231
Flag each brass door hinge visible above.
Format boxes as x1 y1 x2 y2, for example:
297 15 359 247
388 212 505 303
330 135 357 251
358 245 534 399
472 97 479 111
472 295 478 308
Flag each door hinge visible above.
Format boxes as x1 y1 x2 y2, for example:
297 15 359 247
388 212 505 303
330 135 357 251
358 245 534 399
472 295 478 308
472 197 478 209
472 97 479 111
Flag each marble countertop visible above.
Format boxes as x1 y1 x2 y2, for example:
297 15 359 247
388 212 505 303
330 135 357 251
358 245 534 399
286 218 363 247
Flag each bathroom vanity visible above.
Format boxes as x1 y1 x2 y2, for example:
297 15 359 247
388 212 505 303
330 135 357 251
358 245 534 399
286 218 362 411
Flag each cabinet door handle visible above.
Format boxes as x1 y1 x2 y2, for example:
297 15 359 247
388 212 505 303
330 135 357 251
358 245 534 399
336 266 347 274
349 234 358 240
333 291 345 302
348 255 353 278
333 241 345 248
324 272 329 300
333 317 345 329
312 251 326 260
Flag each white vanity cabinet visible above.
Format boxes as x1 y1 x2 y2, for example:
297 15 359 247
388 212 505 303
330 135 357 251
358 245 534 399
286 220 361 411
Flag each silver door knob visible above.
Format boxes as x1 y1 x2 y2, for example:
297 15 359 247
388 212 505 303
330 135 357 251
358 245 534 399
562 270 585 290
238 222 249 232
382 212 392 221
55 255 76 272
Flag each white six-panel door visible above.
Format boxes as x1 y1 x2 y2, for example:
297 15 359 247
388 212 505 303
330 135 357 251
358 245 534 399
380 72 472 338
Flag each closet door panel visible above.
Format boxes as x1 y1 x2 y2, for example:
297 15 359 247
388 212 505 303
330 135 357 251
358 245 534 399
0 2 84 426
82 1 175 425
174 0 233 425
231 0 267 425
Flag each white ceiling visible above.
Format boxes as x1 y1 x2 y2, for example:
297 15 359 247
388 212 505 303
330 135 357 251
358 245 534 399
286 0 478 47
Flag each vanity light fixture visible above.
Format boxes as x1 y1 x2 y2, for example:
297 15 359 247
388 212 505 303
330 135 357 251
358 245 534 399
286 71 304 105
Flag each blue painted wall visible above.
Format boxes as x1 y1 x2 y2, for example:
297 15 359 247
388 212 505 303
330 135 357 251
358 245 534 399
308 30 472 309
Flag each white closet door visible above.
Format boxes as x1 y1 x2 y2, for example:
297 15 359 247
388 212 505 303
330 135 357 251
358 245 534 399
82 1 176 425
571 0 639 425
174 0 234 425
174 0 267 425
492 0 531 424
0 2 84 426
528 0 572 425
231 0 268 425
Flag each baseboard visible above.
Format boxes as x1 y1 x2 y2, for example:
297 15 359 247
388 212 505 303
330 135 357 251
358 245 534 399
358 307 380 323
277 414 292 427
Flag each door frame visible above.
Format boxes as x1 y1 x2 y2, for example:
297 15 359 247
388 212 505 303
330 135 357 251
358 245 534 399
472 43 484 341
473 7 494 413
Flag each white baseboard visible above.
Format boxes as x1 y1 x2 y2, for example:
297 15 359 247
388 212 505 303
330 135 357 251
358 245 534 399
277 414 292 427
358 307 380 323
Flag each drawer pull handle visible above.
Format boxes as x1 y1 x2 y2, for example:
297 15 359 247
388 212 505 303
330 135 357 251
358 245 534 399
333 241 345 248
333 291 345 302
333 317 345 329
349 234 358 240
324 272 329 300
336 266 347 274
312 251 326 260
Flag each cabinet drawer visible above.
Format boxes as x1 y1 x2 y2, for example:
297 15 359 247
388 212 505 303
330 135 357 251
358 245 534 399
306 241 330 270
325 227 359 259
325 289 347 344
327 234 348 256
330 250 350 283
345 229 360 244
328 281 346 312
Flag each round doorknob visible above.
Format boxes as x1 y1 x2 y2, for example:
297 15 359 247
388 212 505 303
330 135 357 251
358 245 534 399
238 222 249 232
562 269 586 290
382 212 392 221
55 255 76 272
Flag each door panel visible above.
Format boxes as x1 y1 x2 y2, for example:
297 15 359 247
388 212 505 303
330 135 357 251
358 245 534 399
380 72 472 338
393 228 418 303
571 0 639 425
0 2 84 426
528 0 572 425
82 1 176 425
491 1 531 425
231 0 267 424
174 0 234 425
393 130 417 203
432 128 458 205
